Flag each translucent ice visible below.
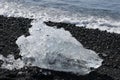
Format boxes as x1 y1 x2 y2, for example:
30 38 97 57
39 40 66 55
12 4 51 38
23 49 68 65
16 20 103 75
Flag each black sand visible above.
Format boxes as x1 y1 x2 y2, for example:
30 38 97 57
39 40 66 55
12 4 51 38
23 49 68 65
0 15 120 80
0 15 32 59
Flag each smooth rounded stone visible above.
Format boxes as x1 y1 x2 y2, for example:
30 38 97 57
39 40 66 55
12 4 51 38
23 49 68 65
0 60 3 67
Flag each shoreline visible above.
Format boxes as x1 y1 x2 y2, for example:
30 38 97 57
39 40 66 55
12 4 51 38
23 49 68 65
0 15 120 80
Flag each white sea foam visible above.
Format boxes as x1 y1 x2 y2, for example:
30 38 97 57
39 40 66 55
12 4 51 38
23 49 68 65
0 0 120 33
0 0 105 75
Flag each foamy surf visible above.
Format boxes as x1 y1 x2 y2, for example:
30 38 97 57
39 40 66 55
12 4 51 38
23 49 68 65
0 0 120 33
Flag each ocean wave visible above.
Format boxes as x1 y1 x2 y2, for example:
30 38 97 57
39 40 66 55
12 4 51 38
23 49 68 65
0 0 120 33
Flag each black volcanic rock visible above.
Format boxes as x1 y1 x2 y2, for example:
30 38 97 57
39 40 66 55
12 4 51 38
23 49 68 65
0 66 114 80
0 15 32 59
0 16 120 80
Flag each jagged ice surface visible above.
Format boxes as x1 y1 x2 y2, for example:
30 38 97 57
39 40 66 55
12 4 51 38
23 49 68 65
15 21 102 75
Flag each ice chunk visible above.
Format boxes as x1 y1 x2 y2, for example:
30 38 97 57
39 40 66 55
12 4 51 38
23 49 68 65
0 55 24 70
16 20 103 75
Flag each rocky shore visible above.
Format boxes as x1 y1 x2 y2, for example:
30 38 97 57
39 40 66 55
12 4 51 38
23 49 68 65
0 15 120 80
